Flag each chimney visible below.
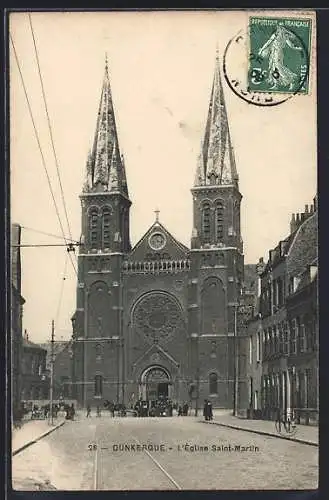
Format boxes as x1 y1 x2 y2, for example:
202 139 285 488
290 213 296 233
305 204 309 214
256 258 265 298
313 195 318 212
310 204 314 214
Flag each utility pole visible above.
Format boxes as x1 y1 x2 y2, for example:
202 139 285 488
49 320 55 426
194 337 200 417
116 340 120 404
194 366 200 417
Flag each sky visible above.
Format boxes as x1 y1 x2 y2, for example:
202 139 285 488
10 10 317 343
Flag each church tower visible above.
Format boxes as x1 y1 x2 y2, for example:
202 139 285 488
188 51 244 408
72 58 131 406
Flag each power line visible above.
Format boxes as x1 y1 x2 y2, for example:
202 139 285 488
21 225 78 243
28 13 73 244
11 243 79 248
10 33 78 277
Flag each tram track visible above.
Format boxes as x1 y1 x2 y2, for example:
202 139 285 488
92 435 182 490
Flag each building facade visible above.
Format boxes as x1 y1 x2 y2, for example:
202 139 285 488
11 223 25 421
72 53 248 410
21 332 49 401
41 341 73 400
245 202 318 423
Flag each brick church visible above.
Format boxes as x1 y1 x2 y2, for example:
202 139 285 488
71 52 247 410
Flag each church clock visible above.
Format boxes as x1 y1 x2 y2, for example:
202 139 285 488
148 232 166 251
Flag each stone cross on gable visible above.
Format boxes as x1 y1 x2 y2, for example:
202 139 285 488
154 208 160 222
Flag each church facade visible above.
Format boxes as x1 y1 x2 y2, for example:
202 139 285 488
71 53 247 410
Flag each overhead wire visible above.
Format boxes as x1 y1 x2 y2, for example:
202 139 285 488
10 32 78 278
21 225 78 243
28 13 74 245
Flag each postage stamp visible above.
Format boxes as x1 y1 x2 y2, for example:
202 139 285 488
248 17 312 94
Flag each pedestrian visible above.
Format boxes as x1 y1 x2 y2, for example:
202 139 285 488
207 400 213 421
183 402 189 416
178 405 183 416
96 405 101 417
86 405 91 418
203 399 209 421
71 403 75 420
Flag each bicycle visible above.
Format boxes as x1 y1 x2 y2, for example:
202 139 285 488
275 411 297 436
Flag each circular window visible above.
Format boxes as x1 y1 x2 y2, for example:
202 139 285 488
148 232 166 251
133 292 183 343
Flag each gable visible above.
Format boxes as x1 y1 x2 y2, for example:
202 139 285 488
129 221 189 262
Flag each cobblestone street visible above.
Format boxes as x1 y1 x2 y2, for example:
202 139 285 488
12 413 318 491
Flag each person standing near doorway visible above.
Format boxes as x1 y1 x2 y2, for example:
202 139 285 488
86 404 91 418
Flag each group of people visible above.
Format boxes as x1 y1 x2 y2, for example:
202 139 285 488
177 402 189 416
86 401 127 418
20 402 76 421
84 398 214 420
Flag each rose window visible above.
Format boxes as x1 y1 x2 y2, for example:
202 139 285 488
133 292 183 343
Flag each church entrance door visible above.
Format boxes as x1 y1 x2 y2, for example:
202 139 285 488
140 366 171 402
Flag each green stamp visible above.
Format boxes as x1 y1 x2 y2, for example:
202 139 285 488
248 17 312 94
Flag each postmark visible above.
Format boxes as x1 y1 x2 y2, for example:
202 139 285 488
248 17 312 94
223 29 310 107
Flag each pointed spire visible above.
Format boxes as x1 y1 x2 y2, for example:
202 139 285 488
108 138 119 191
84 56 129 196
120 153 129 196
82 150 93 192
194 49 238 187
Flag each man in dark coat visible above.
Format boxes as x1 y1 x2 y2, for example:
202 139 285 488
203 399 209 421
207 400 213 420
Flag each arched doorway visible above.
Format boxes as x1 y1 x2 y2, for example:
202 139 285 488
140 366 171 402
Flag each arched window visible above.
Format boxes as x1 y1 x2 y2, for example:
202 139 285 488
201 277 226 334
290 319 297 354
95 344 102 362
94 375 103 397
88 281 112 337
202 202 211 242
89 207 99 248
209 372 218 394
215 200 224 241
256 331 261 361
102 208 111 247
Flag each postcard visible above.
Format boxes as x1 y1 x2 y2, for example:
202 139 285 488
9 9 318 491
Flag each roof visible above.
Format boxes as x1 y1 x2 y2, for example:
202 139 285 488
244 264 257 294
23 339 47 352
129 220 189 258
261 210 317 275
39 341 71 370
286 211 318 278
